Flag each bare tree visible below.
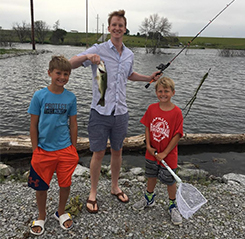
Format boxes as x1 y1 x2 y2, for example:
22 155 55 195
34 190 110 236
53 20 60 31
35 21 50 44
139 14 172 54
0 28 15 47
12 21 31 43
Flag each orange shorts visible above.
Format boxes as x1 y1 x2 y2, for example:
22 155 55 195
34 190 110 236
28 145 79 190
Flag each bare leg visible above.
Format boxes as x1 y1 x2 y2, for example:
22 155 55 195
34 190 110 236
167 183 177 199
87 150 105 211
31 190 47 234
58 186 72 228
147 177 157 193
110 148 128 202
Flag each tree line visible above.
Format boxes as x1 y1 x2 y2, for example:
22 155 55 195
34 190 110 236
0 20 67 46
1 14 178 54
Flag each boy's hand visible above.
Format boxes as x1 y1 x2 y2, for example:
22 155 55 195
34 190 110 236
154 151 167 162
146 145 156 157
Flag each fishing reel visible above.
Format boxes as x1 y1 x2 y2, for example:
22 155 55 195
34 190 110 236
156 62 170 72
145 62 170 89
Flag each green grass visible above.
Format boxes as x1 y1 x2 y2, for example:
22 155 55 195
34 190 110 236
178 36 245 49
1 29 245 49
64 33 245 49
0 48 32 55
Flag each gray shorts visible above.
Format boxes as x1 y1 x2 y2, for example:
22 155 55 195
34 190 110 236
88 109 129 152
145 159 176 185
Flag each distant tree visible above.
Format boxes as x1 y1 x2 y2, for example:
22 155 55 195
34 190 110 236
35 20 50 44
53 20 60 31
12 21 31 43
50 28 67 44
124 28 130 35
0 29 15 46
139 14 173 54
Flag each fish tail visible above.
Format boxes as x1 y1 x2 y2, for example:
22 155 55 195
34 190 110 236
97 98 105 106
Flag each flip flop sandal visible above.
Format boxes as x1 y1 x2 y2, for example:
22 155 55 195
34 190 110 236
86 198 99 213
54 211 73 230
111 191 129 203
30 218 46 236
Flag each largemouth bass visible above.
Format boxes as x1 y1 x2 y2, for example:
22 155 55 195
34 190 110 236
96 61 107 106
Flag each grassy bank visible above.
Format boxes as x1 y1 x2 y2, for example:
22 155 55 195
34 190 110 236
1 29 245 50
0 48 32 55
178 36 245 50
63 33 245 49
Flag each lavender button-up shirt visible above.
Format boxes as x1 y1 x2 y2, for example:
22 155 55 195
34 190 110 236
77 39 134 116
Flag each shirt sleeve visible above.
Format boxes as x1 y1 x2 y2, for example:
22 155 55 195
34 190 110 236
27 91 40 116
140 107 150 127
77 44 98 67
68 95 77 116
173 108 184 138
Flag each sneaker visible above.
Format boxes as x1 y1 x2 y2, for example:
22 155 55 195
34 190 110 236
132 193 156 211
168 204 182 225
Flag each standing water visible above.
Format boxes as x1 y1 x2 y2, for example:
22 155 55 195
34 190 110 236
0 44 244 175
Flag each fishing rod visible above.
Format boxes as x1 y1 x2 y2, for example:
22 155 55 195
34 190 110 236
145 0 236 88
183 68 211 118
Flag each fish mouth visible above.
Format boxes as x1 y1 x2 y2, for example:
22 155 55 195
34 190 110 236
98 68 105 74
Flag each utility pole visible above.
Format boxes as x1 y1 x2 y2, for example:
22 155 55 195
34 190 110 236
30 0 35 50
96 14 99 41
102 23 104 42
86 0 88 48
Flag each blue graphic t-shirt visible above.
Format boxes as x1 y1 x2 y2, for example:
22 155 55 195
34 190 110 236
28 87 77 151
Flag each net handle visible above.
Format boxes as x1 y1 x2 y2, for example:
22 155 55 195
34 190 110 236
161 159 182 183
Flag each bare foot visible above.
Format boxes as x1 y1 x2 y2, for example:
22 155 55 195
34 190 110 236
63 218 73 228
86 198 98 213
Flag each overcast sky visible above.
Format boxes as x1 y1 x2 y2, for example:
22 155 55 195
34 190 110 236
1 0 244 38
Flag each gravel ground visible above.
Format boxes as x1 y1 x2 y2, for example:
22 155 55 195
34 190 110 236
0 166 245 239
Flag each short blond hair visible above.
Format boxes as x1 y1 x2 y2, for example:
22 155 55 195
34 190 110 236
108 10 127 27
49 55 71 73
155 77 175 92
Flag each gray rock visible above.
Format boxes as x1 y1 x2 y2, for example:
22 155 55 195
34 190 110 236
73 164 90 176
0 165 244 239
178 168 209 179
222 173 245 186
0 163 14 177
130 167 144 175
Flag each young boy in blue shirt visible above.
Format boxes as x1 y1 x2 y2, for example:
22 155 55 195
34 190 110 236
28 55 79 235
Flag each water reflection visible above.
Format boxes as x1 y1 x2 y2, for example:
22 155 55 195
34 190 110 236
0 44 244 137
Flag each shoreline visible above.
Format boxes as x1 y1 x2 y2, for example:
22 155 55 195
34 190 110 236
1 133 244 155
1 133 245 238
1 133 244 178
0 163 244 239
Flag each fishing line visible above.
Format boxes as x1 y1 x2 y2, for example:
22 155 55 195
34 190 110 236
145 0 236 89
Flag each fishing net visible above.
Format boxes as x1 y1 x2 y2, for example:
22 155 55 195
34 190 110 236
176 182 207 219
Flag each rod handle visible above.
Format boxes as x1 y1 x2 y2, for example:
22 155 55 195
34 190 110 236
145 70 163 88
161 160 182 183
145 79 154 88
